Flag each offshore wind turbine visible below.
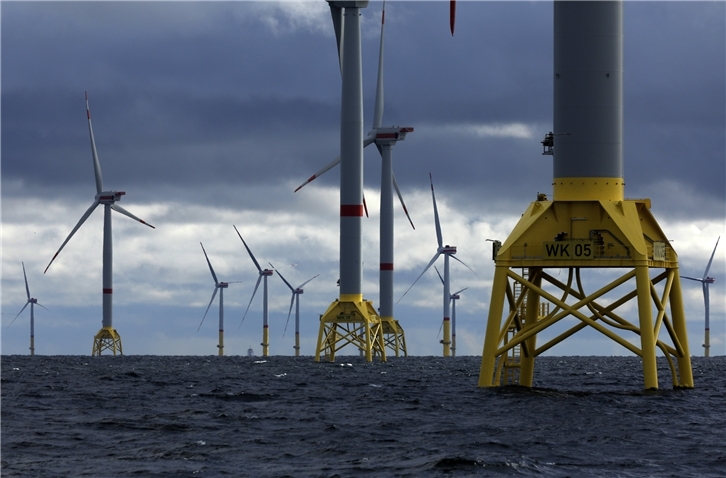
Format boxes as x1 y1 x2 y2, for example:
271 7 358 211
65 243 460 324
435 266 468 357
681 237 720 357
198 243 239 356
271 264 319 356
398 173 474 357
234 225 274 356
44 92 155 356
8 262 48 355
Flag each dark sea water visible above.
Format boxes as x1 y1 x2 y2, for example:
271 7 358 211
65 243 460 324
2 355 725 477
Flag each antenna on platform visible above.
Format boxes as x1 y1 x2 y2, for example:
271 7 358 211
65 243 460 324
681 236 720 357
8 262 48 355
44 92 154 356
398 173 474 357
271 263 318 357
234 225 274 357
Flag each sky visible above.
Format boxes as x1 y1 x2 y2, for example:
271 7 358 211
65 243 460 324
2 1 724 358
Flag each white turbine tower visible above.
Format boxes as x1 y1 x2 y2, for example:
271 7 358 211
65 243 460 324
8 262 48 355
435 266 468 357
271 264 319 357
234 225 274 357
198 243 239 356
398 173 474 357
44 92 155 356
681 236 720 357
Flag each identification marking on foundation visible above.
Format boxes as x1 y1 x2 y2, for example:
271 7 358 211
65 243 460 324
544 241 595 259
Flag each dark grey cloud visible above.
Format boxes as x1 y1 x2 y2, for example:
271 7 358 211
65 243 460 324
2 1 724 222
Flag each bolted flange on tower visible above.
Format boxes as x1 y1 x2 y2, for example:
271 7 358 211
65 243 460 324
478 1 693 390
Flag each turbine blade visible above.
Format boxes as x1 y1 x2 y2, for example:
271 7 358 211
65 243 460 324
451 254 476 275
86 92 104 194
283 293 295 337
198 286 219 332
437 318 444 338
233 225 262 272
393 173 415 229
397 251 441 304
329 4 343 76
240 275 263 328
44 199 100 273
450 0 456 36
680 276 703 283
702 236 720 279
298 274 319 289
453 287 468 296
200 242 219 285
363 195 369 218
8 302 30 328
110 203 155 228
294 155 341 192
22 262 30 301
275 267 295 292
434 265 445 286
36 302 49 311
429 173 443 248
371 0 386 130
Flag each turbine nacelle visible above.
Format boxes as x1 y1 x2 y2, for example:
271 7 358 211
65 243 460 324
704 277 715 284
373 126 414 145
441 245 457 255
218 282 230 289
96 191 126 204
451 293 461 300
261 269 274 277
295 288 304 295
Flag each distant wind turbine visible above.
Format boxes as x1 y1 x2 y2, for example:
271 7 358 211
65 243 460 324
234 225 274 356
44 92 155 356
398 173 474 357
271 263 319 357
681 236 720 357
435 266 468 357
8 262 49 355
198 243 240 356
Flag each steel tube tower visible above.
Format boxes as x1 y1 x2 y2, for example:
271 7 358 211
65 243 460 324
315 0 387 362
478 1 693 390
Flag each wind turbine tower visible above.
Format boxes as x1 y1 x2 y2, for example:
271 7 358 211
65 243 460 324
476 1 693 389
681 237 720 357
235 225 274 356
272 264 319 356
309 0 388 363
44 93 155 356
198 243 238 356
8 262 48 355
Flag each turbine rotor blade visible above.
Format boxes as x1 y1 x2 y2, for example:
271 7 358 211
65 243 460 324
200 242 219 285
453 287 468 296
283 293 295 337
372 0 386 130
429 173 443 248
329 4 344 75
233 225 262 272
22 262 30 301
275 268 295 292
397 251 441 304
393 173 415 229
450 254 476 275
680 276 702 283
294 155 341 192
450 0 456 36
298 274 319 289
8 302 30 328
363 195 369 218
198 286 219 332
703 236 720 279
241 275 263 327
86 91 104 194
434 266 444 285
44 199 100 273
110 204 155 229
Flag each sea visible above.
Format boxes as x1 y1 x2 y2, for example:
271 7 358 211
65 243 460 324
1 355 724 477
